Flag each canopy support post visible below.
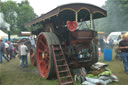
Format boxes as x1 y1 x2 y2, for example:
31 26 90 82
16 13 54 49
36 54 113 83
90 13 93 30
75 12 78 22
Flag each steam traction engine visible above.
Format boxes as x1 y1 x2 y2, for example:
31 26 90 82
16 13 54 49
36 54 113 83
25 3 107 85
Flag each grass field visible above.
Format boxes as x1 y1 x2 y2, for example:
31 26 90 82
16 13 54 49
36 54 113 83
0 51 128 85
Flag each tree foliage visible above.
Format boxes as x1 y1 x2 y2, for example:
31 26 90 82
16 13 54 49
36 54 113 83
95 0 128 34
17 0 37 32
0 1 18 33
0 0 37 34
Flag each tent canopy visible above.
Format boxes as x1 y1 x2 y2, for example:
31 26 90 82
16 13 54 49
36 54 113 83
0 30 8 38
25 3 107 27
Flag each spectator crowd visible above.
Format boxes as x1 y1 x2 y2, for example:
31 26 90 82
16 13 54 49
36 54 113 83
0 37 28 68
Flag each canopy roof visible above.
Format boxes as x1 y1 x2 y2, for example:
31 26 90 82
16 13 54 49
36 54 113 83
25 3 107 27
0 30 8 38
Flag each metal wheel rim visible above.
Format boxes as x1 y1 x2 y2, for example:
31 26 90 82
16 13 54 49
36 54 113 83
36 33 50 78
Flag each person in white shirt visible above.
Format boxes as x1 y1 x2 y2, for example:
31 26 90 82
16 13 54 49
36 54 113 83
20 42 28 67
5 40 9 58
29 36 36 48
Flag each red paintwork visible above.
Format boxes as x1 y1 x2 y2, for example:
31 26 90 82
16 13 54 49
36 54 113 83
66 21 77 32
30 49 34 66
36 33 50 78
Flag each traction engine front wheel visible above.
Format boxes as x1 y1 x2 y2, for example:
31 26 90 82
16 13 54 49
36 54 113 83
36 32 60 79
30 47 36 66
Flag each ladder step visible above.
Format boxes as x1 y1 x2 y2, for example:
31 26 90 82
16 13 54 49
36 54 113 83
54 48 61 51
56 59 65 62
53 44 59 46
62 81 73 85
58 64 67 67
55 53 63 56
59 70 69 73
60 75 71 79
52 44 74 85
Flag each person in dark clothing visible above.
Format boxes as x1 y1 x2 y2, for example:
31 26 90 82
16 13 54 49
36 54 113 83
119 34 128 74
8 41 15 60
0 37 9 63
109 38 114 49
99 37 105 52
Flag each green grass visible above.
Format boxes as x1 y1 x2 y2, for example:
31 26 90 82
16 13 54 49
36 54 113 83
0 50 128 85
0 57 58 85
99 49 128 85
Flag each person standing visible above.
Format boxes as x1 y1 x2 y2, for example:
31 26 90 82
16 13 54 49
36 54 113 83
109 38 114 49
8 41 15 60
0 37 9 63
18 42 22 64
5 40 9 58
119 34 128 74
29 36 36 48
20 42 28 67
99 37 105 52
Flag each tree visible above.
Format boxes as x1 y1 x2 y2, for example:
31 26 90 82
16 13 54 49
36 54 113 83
0 0 37 34
95 0 128 34
0 1 18 33
17 0 37 32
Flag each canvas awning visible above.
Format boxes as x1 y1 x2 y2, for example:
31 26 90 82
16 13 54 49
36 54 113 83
25 3 107 27
0 30 8 38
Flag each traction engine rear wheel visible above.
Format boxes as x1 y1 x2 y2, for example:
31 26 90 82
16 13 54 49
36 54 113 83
36 32 60 79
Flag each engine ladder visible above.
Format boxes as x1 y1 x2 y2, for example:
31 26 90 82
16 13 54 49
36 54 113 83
52 44 74 85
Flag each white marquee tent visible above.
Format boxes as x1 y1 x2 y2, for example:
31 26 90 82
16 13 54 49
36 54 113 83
0 30 8 38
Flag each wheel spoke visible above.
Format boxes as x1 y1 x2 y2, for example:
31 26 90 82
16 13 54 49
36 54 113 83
38 49 43 53
38 39 48 52
39 59 44 64
44 63 48 69
45 57 50 63
44 48 48 52
43 65 48 74
36 33 60 79
40 40 47 48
